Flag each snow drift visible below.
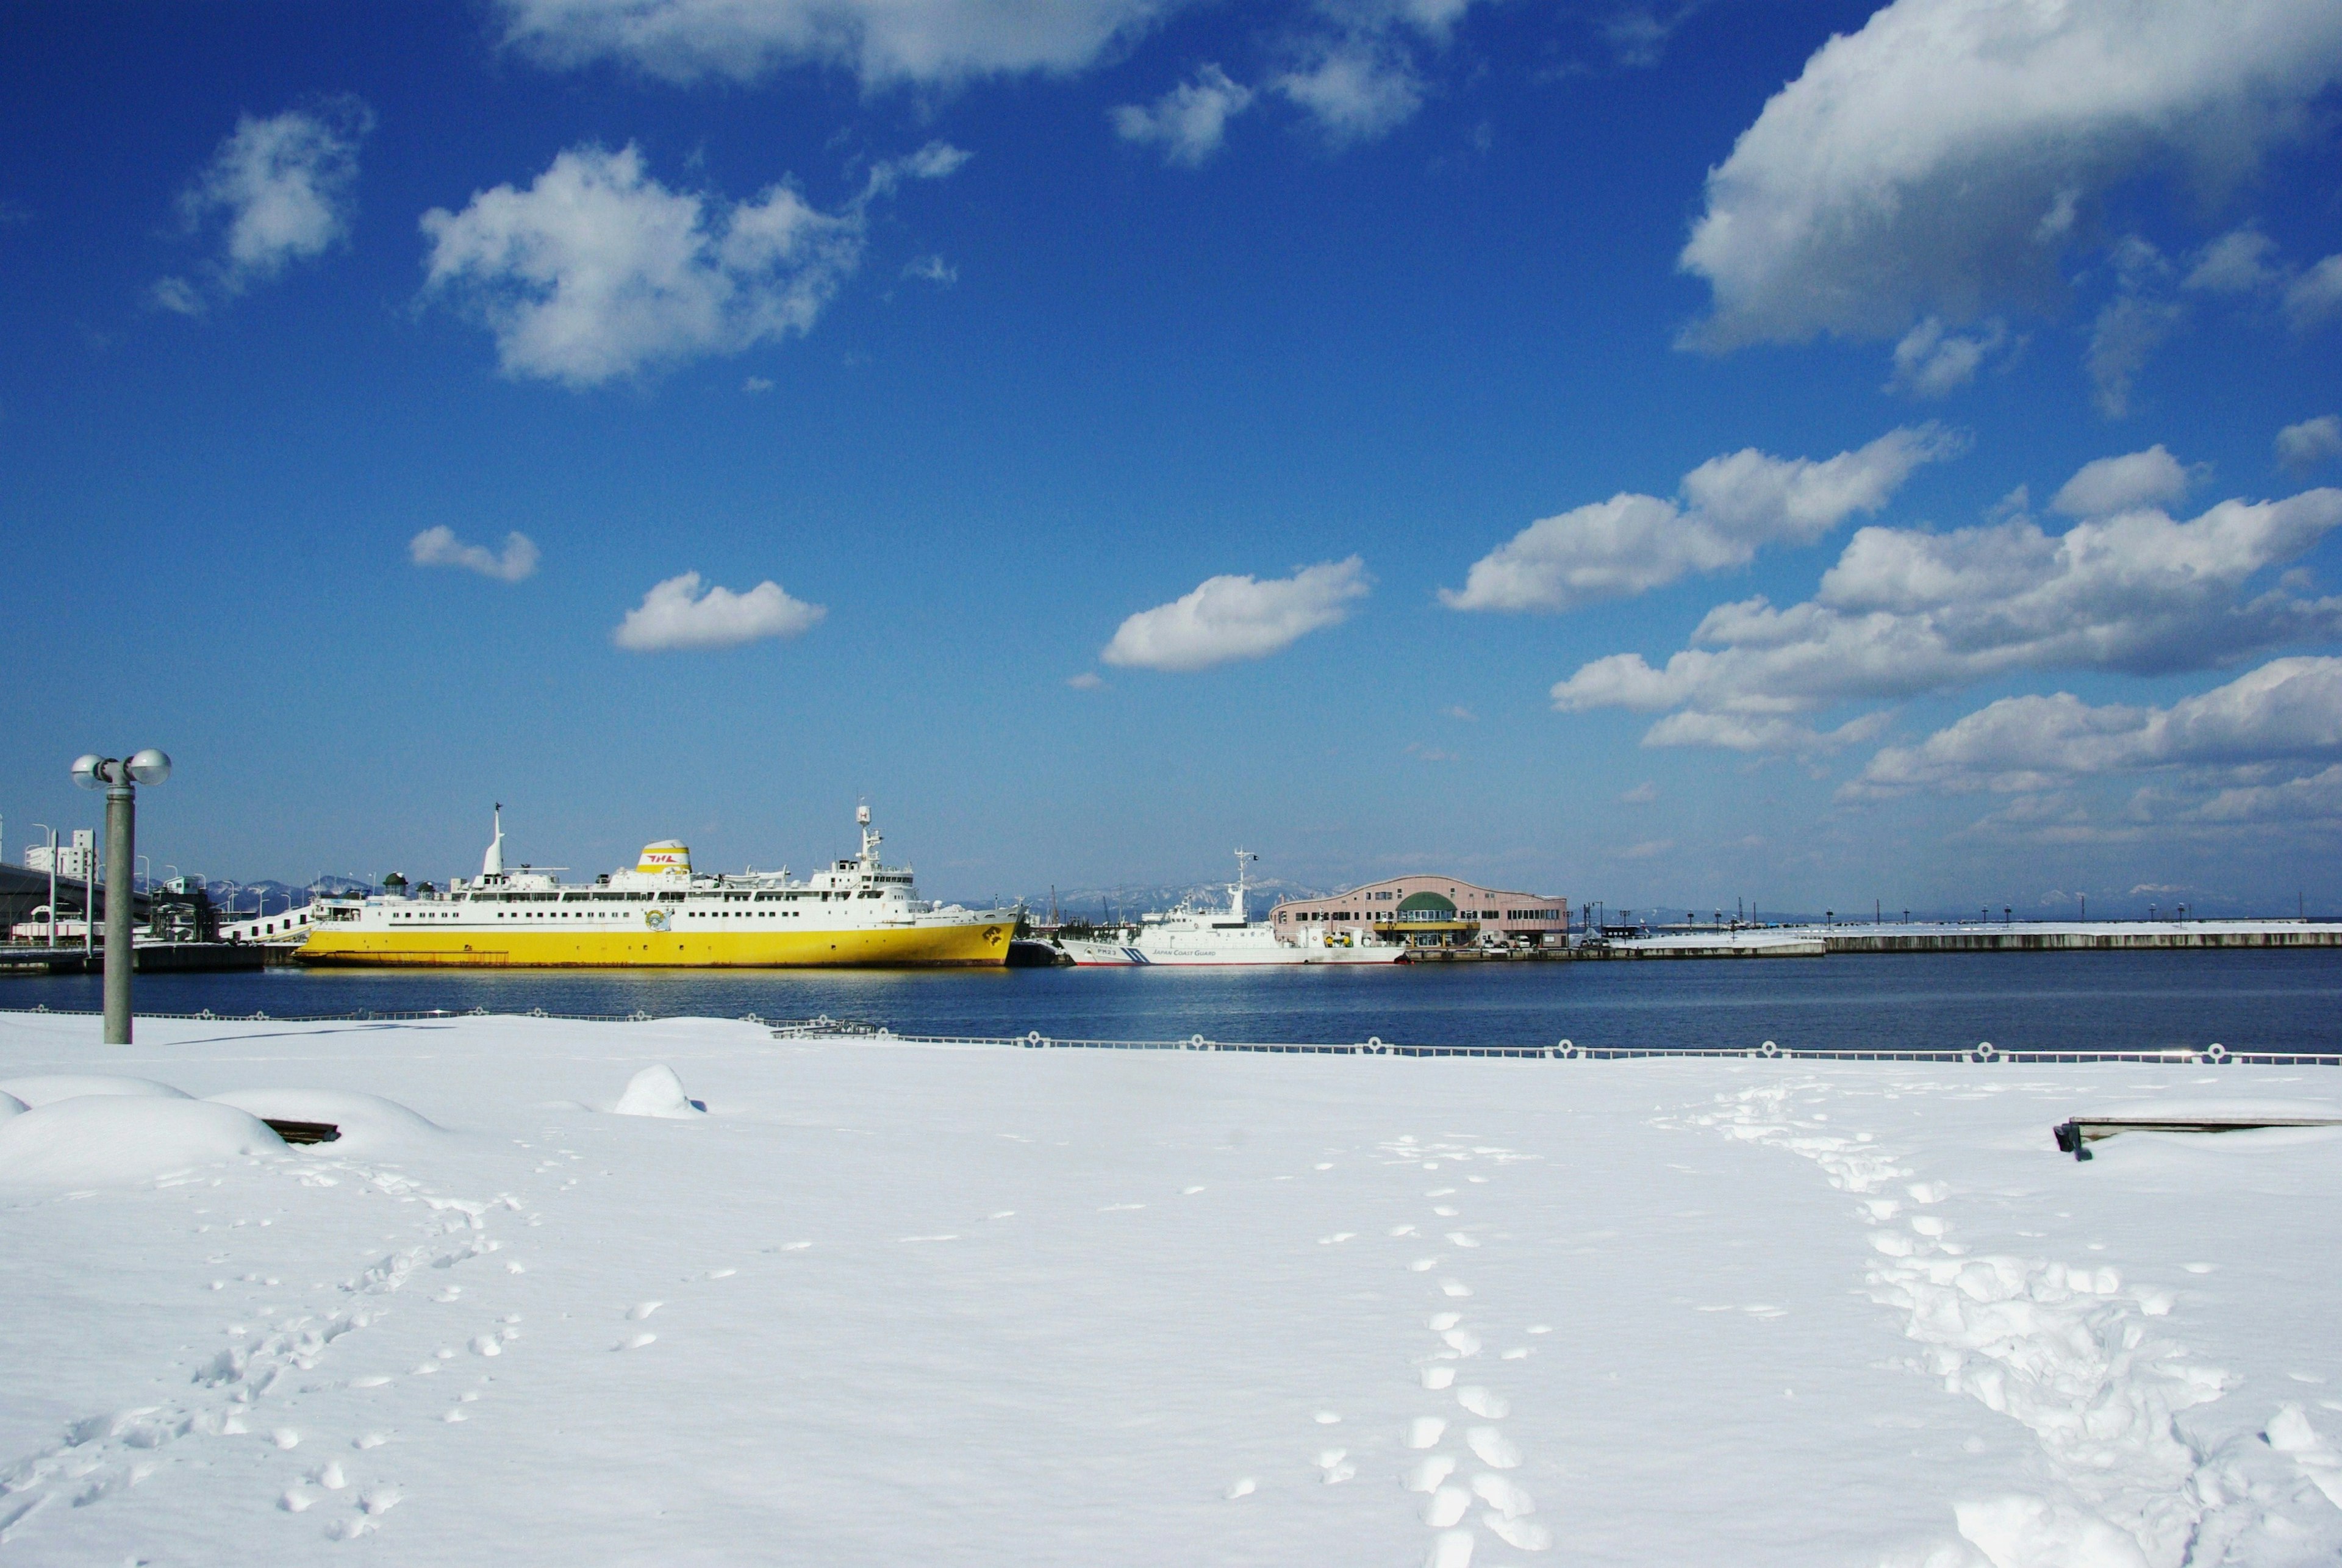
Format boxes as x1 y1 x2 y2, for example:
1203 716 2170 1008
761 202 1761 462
0 1097 285 1187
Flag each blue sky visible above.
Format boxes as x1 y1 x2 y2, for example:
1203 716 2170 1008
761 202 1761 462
3 0 2340 916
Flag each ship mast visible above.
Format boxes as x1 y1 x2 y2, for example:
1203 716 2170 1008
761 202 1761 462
1230 849 1257 922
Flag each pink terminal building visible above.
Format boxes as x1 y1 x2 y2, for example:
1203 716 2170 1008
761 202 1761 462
1269 876 1570 951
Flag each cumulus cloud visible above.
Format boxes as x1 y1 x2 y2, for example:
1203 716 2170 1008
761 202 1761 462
1886 317 2007 398
1849 656 2342 798
1067 671 1106 690
161 99 372 310
497 0 1179 85
2276 415 2342 472
2049 445 2192 517
901 253 957 284
1675 0 2342 353
409 526 541 582
1442 425 1958 614
1275 42 1423 143
2286 255 2342 332
1617 780 1658 804
420 141 962 387
1549 482 2342 748
1113 63 1256 165
1101 557 1369 671
612 571 826 651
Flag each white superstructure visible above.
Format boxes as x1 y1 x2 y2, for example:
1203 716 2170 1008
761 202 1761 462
1059 853 1408 967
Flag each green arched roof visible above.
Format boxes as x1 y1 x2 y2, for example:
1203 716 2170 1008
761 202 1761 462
1395 892 1456 914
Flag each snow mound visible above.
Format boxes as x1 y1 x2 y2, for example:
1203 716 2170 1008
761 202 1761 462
207 1089 446 1155
0 1092 25 1122
0 1097 284 1187
0 1073 191 1107
612 1065 704 1119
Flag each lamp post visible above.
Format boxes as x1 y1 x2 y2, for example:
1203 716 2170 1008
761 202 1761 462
71 750 170 1045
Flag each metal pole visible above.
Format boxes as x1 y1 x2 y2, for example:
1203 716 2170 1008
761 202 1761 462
104 782 134 1044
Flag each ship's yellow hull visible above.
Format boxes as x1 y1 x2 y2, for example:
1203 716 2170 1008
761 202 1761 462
296 921 1015 969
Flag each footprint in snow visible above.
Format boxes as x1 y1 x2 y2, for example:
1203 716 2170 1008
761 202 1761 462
1456 1386 1509 1419
1390 1224 1419 1237
1422 1367 1457 1390
1407 1417 1448 1450
626 1301 662 1320
1223 1478 1256 1500
615 1333 656 1351
1319 1233 1357 1245
1466 1426 1522 1468
1182 1186 1206 1195
1441 1280 1474 1298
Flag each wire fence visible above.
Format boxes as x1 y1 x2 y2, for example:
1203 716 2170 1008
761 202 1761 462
4 1006 2335 1067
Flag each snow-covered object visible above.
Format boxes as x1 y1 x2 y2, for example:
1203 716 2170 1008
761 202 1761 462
0 1090 25 1122
611 1064 703 1119
207 1089 445 1155
0 1073 191 1106
0 1097 284 1187
0 1008 2338 1566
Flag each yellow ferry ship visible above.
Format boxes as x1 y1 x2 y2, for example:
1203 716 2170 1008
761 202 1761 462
296 806 1015 968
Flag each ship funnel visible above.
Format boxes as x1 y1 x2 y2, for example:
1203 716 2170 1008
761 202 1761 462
636 840 691 878
482 804 506 878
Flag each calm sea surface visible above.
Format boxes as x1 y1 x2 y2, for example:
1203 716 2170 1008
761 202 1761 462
5 951 2341 1054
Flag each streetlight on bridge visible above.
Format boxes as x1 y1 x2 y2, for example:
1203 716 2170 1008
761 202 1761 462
71 749 170 1045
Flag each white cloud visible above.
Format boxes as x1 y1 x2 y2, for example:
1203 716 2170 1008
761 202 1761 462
1442 425 1957 614
165 100 372 310
742 375 775 393
1617 780 1658 804
1067 671 1106 690
1886 317 2006 398
1616 839 1674 859
1101 557 1369 671
1550 482 2342 746
1276 42 1423 143
420 141 963 387
1113 63 1256 165
2085 292 2183 419
901 253 957 285
1643 708 1891 755
2285 255 2342 332
1604 4 1700 68
2183 228 2282 295
2049 445 2192 517
149 276 203 317
612 571 825 651
1849 656 2342 798
409 526 542 582
497 0 1180 85
2276 415 2342 472
1675 0 2342 351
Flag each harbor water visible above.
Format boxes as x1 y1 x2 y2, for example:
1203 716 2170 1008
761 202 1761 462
5 950 2341 1056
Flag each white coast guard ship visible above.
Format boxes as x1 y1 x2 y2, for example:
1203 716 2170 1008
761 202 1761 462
1058 853 1407 967
298 806 1016 968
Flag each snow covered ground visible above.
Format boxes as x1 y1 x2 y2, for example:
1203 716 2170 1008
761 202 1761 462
1 1011 2339 1567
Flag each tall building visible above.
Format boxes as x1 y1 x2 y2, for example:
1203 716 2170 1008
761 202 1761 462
1270 876 1569 950
26 829 94 881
